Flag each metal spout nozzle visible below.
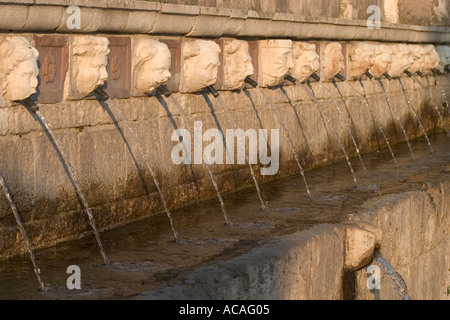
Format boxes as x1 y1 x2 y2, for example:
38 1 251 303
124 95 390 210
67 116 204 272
207 86 220 98
364 70 374 79
20 98 39 113
157 85 172 97
404 70 413 77
417 71 424 77
334 73 345 81
94 87 110 101
310 72 320 81
383 72 392 80
445 65 450 73
284 74 297 84
244 76 258 88
431 69 438 76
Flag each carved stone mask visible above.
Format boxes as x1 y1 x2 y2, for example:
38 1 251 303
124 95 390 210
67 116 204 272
72 36 110 97
369 44 393 78
407 44 426 75
388 44 414 78
0 36 39 102
420 45 440 75
289 42 319 83
435 45 450 73
133 39 171 94
348 42 376 79
321 42 345 81
181 40 221 93
259 40 294 87
223 39 254 90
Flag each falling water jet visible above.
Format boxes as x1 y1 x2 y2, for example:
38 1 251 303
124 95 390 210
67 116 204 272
295 79 357 182
20 98 110 265
256 85 312 196
354 81 400 167
330 79 366 170
395 78 434 153
0 173 45 290
94 88 180 241
411 75 450 135
430 72 450 116
376 79 416 160
206 86 268 210
162 92 231 224
373 250 412 300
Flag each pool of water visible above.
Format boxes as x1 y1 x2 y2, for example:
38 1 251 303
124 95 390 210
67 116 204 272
0 132 449 299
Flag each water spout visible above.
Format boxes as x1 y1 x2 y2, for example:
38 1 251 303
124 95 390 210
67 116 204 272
334 73 346 82
244 77 258 88
21 100 110 265
376 79 416 160
211 95 268 209
373 250 412 300
354 80 400 167
94 87 110 101
310 72 320 82
364 71 374 80
157 85 172 98
207 86 220 98
164 94 231 224
302 81 358 182
394 78 434 153
257 87 312 196
412 75 450 135
383 73 392 81
0 173 45 290
95 93 180 241
404 70 413 77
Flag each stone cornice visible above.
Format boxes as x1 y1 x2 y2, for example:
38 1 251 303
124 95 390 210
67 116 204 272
0 0 448 43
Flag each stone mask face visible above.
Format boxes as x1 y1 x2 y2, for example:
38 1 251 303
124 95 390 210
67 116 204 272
133 39 171 94
223 39 254 90
289 42 319 83
259 40 294 87
321 42 345 81
72 36 110 97
435 45 450 73
348 42 376 79
388 44 414 78
0 36 39 102
420 44 440 75
406 44 426 75
181 40 221 93
369 44 393 78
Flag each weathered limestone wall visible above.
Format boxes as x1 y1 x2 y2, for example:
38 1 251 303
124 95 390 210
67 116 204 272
0 73 449 259
134 179 450 300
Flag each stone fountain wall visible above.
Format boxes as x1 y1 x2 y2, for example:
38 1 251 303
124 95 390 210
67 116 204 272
0 0 449 285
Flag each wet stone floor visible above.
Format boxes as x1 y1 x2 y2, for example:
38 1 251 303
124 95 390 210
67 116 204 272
0 132 449 299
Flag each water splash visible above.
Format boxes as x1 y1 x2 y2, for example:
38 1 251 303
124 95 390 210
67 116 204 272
166 95 231 224
377 79 416 160
352 81 399 167
412 75 450 135
215 95 267 210
257 87 312 196
328 80 366 170
373 250 411 300
395 78 433 153
299 82 357 183
26 107 110 265
101 98 180 241
0 174 45 290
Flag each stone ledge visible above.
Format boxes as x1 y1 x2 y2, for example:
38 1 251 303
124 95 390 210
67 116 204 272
0 1 447 43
